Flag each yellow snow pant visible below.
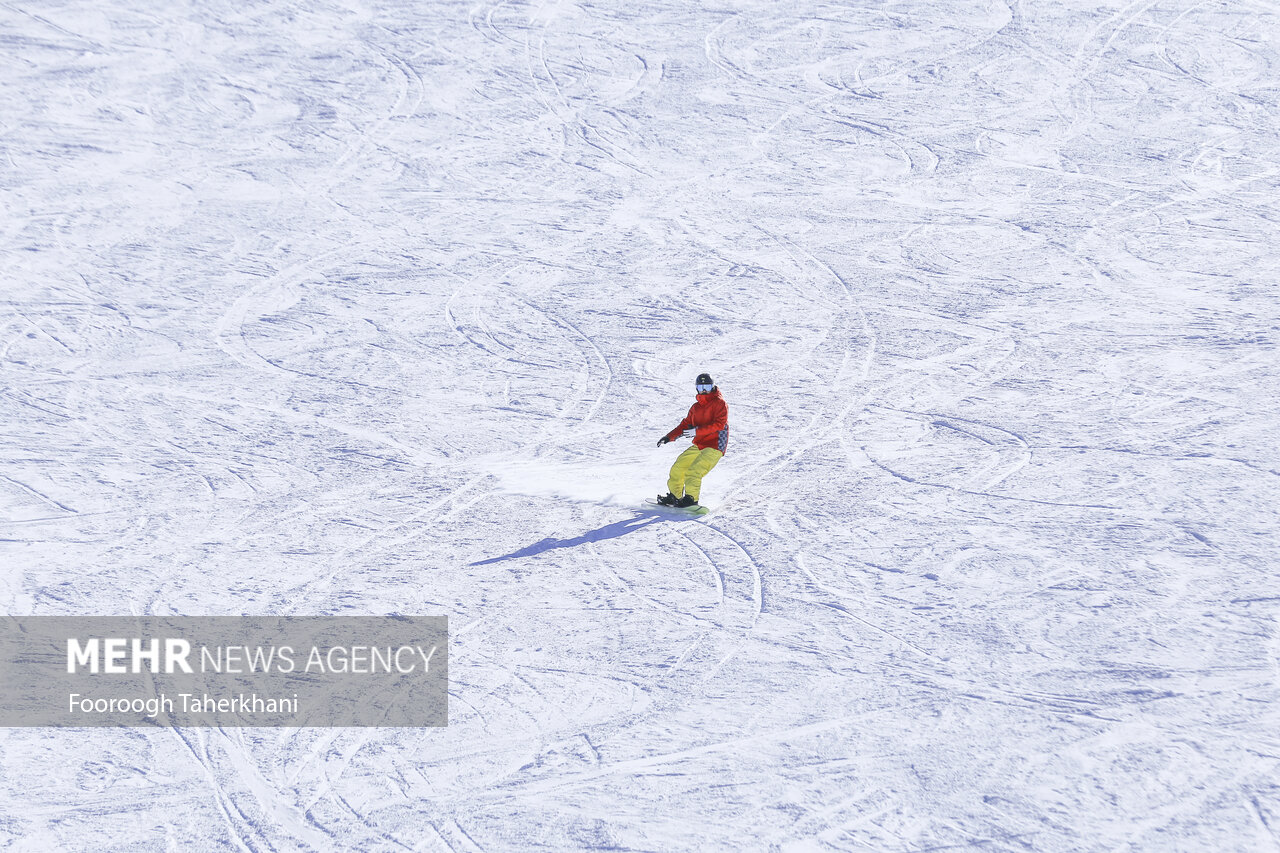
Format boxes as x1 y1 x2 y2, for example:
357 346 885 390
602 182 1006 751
667 446 722 501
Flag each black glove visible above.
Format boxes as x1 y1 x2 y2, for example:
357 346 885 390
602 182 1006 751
657 435 670 446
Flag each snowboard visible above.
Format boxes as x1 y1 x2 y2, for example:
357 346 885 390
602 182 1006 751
644 499 710 516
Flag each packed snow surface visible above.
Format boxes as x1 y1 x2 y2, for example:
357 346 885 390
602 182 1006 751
3 0 1279 849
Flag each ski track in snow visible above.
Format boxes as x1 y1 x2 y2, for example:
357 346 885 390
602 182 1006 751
2 0 1279 850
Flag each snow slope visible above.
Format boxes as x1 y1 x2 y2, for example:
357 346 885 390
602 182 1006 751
2 0 1279 849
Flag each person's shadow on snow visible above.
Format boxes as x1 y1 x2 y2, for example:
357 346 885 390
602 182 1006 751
470 509 692 566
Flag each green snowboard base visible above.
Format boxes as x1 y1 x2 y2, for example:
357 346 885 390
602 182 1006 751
644 499 709 516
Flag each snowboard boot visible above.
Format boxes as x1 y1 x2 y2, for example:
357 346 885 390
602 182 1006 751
657 492 678 506
675 495 698 508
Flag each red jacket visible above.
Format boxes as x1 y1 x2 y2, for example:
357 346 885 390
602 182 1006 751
666 388 729 453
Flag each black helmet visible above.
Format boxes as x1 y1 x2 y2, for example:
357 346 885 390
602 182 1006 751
695 373 714 393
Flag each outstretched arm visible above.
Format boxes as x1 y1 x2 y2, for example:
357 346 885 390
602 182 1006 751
659 409 695 445
665 412 696 445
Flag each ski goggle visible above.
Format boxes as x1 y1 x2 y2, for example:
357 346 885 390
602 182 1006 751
696 383 714 393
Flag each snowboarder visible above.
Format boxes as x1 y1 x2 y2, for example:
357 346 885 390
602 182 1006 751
656 373 728 508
